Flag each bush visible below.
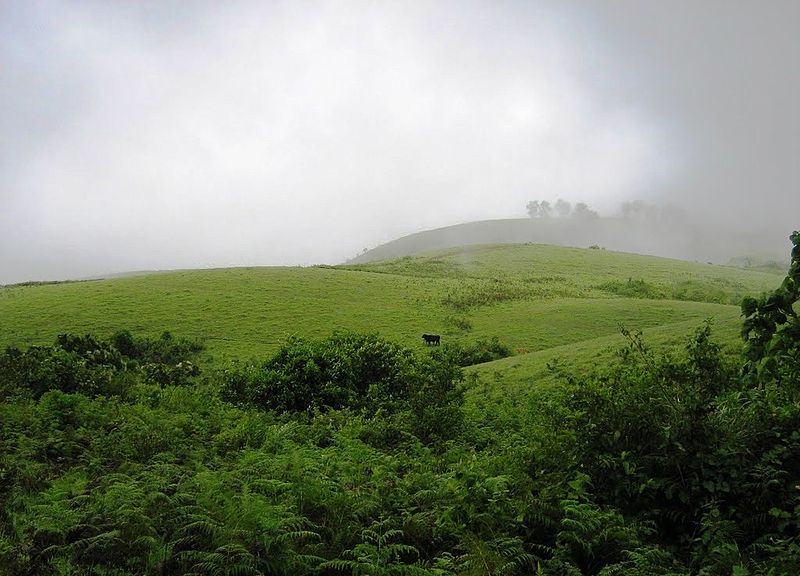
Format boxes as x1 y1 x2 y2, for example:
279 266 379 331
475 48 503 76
221 333 413 413
0 331 204 400
741 230 800 386
220 332 465 443
549 317 800 571
111 330 204 365
0 344 122 399
441 337 513 367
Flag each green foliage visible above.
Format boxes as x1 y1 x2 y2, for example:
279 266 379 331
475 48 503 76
2 310 799 574
0 342 124 400
111 329 204 366
441 278 568 311
220 332 463 425
220 333 413 412
446 535 535 576
543 494 661 575
1 239 799 575
0 331 202 400
548 313 800 572
322 520 433 575
741 231 800 385
142 360 200 388
440 337 513 367
56 333 126 368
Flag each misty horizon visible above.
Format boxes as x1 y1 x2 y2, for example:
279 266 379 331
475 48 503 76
2 1 798 285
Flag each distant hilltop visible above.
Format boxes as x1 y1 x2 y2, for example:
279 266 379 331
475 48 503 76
348 216 788 267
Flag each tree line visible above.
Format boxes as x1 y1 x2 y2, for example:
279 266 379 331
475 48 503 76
526 198 690 224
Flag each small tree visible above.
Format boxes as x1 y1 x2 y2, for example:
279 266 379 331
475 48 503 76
572 202 599 220
539 200 552 218
527 200 552 218
554 198 572 218
741 230 800 385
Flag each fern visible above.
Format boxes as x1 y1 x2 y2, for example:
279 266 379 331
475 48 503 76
170 478 322 576
452 535 535 576
321 520 434 576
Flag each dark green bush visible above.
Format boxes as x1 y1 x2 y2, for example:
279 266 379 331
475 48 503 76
221 333 414 413
550 318 800 572
441 336 513 367
0 331 203 400
741 230 800 386
0 344 122 399
111 329 204 365
56 333 125 368
220 332 465 443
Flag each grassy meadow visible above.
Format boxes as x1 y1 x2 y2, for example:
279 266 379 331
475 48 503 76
0 243 781 384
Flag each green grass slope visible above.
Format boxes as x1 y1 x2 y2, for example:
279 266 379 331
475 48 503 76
0 267 452 362
0 244 781 382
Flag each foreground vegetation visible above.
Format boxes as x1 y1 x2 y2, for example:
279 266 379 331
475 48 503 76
1 234 799 574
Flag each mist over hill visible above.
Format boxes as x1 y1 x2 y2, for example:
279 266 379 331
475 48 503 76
349 214 788 267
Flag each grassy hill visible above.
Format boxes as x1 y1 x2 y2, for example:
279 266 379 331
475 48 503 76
0 244 781 388
349 217 789 266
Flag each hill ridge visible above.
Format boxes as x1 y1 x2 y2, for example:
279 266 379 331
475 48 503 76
350 217 786 266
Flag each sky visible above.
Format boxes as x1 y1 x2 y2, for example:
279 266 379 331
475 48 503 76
1 0 798 284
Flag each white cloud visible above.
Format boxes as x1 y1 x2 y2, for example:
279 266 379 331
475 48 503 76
3 0 671 282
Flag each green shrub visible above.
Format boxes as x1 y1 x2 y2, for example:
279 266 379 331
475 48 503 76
111 329 204 365
0 331 203 400
549 317 800 570
221 333 412 413
0 344 121 399
741 230 800 386
441 336 513 367
220 333 465 444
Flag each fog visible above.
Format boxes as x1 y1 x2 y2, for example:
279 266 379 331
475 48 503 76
2 0 798 284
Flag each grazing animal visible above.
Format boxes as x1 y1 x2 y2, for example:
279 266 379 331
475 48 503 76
422 333 441 346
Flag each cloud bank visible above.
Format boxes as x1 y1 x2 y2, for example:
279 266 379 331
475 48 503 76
1 1 796 283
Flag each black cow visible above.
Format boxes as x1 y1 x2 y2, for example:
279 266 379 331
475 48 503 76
422 333 441 346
